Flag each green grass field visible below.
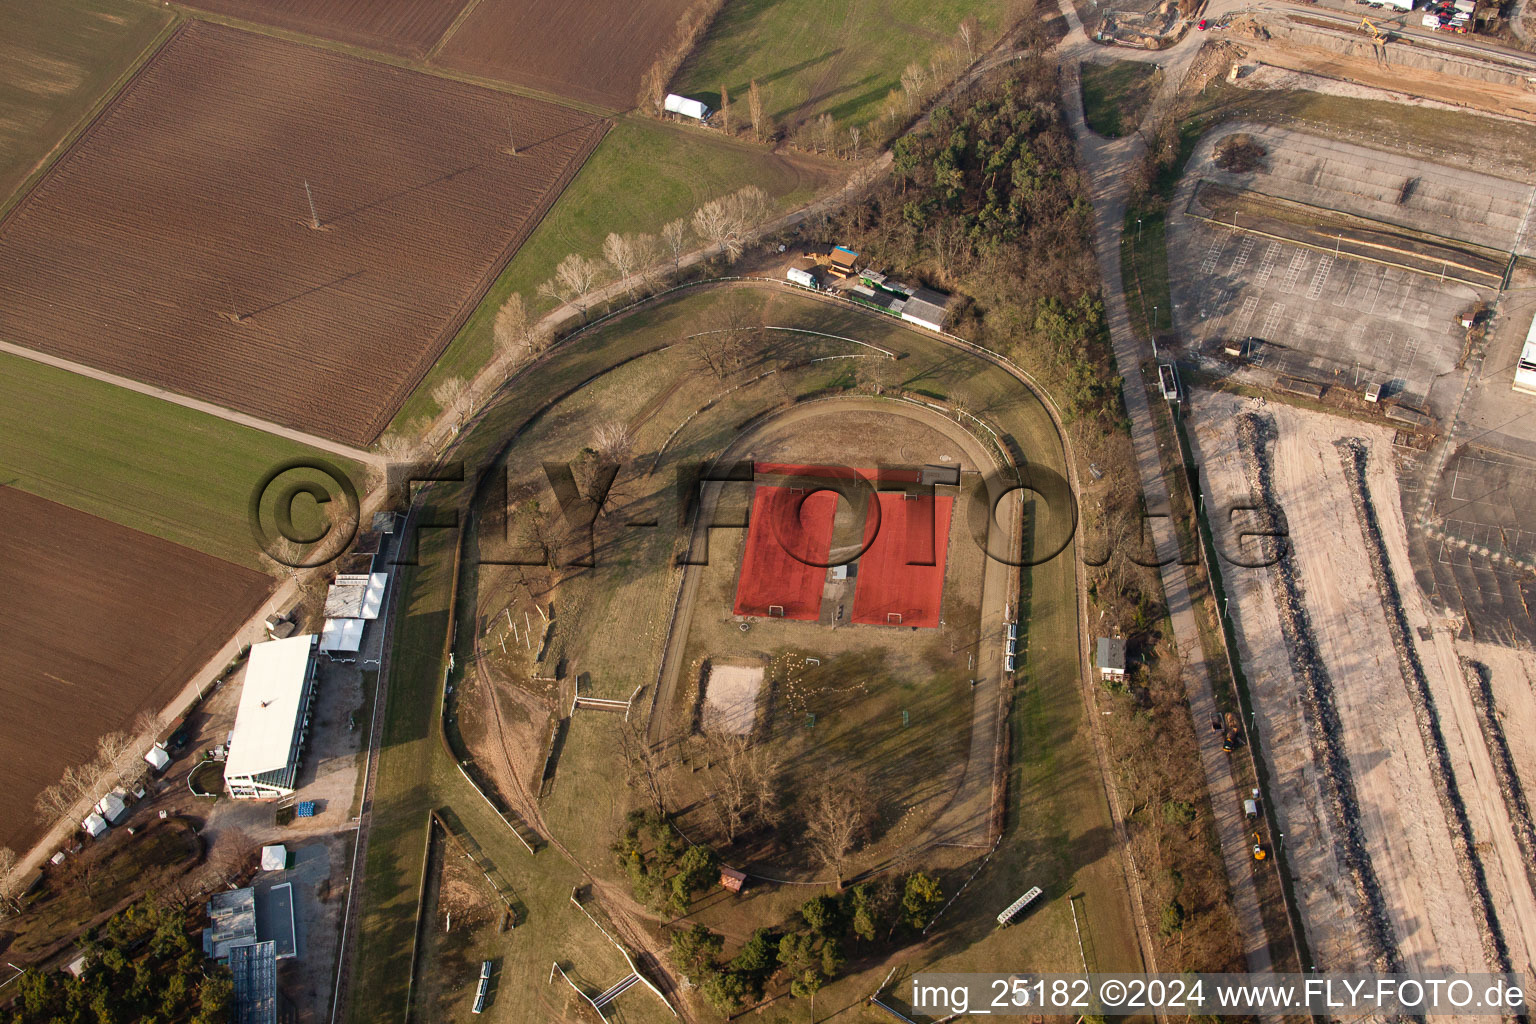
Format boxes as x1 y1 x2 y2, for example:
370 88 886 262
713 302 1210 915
1079 60 1158 138
384 118 833 435
353 285 1142 1023
0 351 360 570
676 0 1005 132
0 0 174 208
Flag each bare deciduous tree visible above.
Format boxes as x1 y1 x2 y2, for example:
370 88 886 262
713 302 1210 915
593 422 634 462
494 292 543 365
804 780 870 887
748 79 766 141
900 63 929 110
35 783 73 826
619 721 674 816
958 15 979 60
662 218 690 272
691 186 771 262
0 847 21 917
433 376 473 435
553 253 603 321
719 83 732 133
689 293 762 379
602 232 638 295
701 733 780 843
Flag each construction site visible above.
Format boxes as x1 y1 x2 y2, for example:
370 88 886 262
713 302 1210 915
1144 4 1536 986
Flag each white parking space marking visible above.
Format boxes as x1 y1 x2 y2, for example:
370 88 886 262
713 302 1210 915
1235 295 1260 336
1307 255 1334 301
1281 250 1309 292
1367 275 1385 315
1231 234 1256 271
1200 233 1229 275
1334 262 1360 305
1261 302 1286 338
1255 241 1281 286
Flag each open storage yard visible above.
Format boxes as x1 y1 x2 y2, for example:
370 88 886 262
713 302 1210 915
433 0 696 110
0 21 608 446
1185 394 1536 979
173 0 466 58
0 486 270 854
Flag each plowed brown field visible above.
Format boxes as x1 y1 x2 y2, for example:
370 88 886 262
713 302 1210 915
0 487 270 854
175 0 466 58
433 0 695 110
0 22 608 445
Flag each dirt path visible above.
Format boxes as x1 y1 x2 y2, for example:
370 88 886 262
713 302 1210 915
1054 0 1275 972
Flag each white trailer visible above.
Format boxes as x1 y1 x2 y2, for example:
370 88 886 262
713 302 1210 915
786 266 819 289
1380 0 1415 10
663 93 710 120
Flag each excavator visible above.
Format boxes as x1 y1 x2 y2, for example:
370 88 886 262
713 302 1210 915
1360 17 1389 45
1252 832 1268 861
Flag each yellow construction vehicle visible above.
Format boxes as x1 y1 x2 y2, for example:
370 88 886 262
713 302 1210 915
1252 832 1268 861
1360 17 1389 44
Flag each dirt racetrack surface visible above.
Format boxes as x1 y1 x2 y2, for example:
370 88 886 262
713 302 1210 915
0 22 607 446
1187 394 1499 976
433 0 696 110
175 0 467 57
0 486 270 854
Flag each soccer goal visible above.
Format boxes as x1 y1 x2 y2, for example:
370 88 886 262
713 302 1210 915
886 612 903 625
768 604 786 617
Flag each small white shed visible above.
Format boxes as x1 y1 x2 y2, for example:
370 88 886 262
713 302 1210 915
664 93 710 120
145 744 171 772
82 813 108 838
261 845 288 872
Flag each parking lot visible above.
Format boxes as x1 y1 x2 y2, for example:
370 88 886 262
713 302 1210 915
1172 220 1478 413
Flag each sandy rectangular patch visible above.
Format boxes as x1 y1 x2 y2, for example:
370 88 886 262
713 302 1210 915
703 663 763 735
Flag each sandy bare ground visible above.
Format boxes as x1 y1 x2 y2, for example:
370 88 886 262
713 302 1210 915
702 663 763 735
1187 392 1517 977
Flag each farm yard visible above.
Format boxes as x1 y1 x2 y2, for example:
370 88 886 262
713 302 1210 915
173 0 466 58
0 0 172 206
348 284 1141 1023
0 486 270 854
0 21 608 446
433 0 696 110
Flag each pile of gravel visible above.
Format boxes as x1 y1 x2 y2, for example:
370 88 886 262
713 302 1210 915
1235 414 1399 972
1335 438 1512 977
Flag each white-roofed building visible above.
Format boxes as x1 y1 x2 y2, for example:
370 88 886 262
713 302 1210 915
82 812 108 838
1515 314 1536 396
225 634 318 800
260 844 288 872
144 744 171 772
663 93 710 120
900 287 953 333
320 571 388 656
323 573 388 620
96 791 128 825
319 617 365 653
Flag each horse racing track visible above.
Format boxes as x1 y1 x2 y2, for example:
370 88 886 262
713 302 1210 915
0 22 607 446
0 486 270 854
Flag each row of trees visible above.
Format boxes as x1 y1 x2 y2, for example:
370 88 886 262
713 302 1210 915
668 873 944 1017
404 184 772 446
7 898 231 1024
33 717 160 829
637 0 729 116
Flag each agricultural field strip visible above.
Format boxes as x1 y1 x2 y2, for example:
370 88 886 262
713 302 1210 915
0 338 378 466
0 21 608 446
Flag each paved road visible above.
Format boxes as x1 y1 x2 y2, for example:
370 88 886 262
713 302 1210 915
1054 0 1276 973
